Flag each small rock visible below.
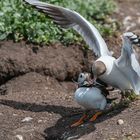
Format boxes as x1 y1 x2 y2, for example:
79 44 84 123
15 135 23 140
45 87 49 90
21 117 33 122
136 12 140 16
123 16 132 25
0 113 3 115
110 138 116 140
38 120 43 123
138 17 140 24
13 113 18 116
0 85 7 95
117 119 124 125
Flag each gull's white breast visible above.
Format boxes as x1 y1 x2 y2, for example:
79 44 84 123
74 87 107 110
97 56 132 90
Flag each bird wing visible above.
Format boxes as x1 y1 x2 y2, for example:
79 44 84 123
115 33 140 95
24 0 111 57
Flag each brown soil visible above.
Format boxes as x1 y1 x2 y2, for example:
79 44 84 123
0 0 140 140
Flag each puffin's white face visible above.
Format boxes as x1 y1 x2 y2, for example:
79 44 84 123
78 73 86 84
78 73 90 84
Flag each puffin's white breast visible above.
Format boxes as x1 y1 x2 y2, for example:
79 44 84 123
74 87 107 110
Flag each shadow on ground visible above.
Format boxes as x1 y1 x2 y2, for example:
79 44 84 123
0 99 129 140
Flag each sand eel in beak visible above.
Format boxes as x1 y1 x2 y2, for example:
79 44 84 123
77 73 93 87
24 0 140 95
71 72 114 127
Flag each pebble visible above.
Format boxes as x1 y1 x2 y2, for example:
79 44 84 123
117 119 124 125
136 12 140 16
0 113 3 115
13 113 18 116
110 138 116 140
45 87 49 90
21 117 33 122
15 135 23 140
38 119 43 123
123 16 137 31
123 16 132 25
138 17 140 24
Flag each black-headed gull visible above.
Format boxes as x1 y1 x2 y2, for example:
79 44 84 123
24 0 140 95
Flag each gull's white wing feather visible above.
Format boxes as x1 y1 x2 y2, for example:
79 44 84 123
116 34 140 95
24 0 111 57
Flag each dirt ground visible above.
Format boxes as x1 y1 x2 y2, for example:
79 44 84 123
0 0 140 140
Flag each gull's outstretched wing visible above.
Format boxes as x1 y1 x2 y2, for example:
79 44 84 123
24 0 111 57
116 32 140 95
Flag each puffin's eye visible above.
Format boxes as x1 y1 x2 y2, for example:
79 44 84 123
80 74 83 78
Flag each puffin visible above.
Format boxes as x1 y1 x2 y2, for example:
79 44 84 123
71 72 115 127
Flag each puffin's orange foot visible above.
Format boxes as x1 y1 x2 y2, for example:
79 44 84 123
71 114 87 127
89 111 102 122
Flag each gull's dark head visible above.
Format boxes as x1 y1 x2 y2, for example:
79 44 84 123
91 61 106 79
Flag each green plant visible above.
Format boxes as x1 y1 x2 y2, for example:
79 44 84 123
125 91 139 101
0 0 117 44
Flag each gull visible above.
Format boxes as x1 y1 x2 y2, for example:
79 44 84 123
71 72 115 127
24 0 140 95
